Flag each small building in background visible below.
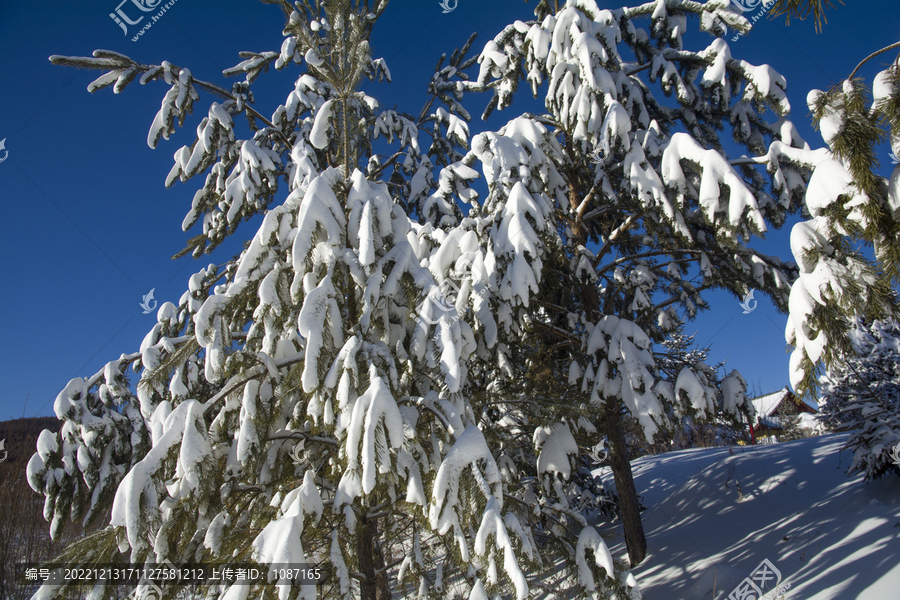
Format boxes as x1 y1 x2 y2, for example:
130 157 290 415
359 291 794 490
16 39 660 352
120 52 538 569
749 387 820 443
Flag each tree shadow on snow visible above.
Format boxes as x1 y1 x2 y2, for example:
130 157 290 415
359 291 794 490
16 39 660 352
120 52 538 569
596 433 900 599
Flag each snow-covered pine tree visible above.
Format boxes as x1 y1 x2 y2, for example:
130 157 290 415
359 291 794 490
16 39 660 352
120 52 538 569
646 326 754 452
441 0 812 566
819 317 900 481
29 1 652 599
756 4 900 485
785 43 900 396
772 398 806 443
29 0 855 596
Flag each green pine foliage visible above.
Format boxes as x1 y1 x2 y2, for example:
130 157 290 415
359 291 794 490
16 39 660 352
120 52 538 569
787 48 900 398
819 318 900 481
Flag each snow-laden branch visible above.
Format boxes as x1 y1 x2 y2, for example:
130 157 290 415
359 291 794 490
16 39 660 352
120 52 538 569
267 431 339 446
48 53 282 138
622 0 713 18
596 249 702 275
84 352 142 389
652 283 713 312
200 351 306 417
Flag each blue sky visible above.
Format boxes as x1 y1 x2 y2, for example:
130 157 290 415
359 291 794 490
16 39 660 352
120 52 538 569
0 0 897 422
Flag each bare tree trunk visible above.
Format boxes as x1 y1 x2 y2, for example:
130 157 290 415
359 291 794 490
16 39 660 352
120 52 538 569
358 499 393 600
358 513 377 600
372 518 392 599
605 402 647 567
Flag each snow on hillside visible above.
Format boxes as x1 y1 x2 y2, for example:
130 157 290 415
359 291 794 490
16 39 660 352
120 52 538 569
597 433 900 599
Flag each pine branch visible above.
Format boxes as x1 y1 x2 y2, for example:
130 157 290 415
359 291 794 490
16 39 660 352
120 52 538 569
49 52 281 138
768 0 844 33
847 41 900 81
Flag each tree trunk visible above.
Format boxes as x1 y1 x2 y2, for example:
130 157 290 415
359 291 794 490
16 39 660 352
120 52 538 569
358 509 391 600
567 166 647 566
605 402 647 567
358 514 377 600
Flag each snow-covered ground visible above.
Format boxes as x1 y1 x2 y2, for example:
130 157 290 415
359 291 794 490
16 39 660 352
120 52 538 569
597 433 900 599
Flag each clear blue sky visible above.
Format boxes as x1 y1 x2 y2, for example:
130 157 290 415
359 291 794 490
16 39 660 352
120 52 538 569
0 0 897 422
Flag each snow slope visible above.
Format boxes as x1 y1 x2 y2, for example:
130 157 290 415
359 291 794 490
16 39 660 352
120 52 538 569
597 433 900 599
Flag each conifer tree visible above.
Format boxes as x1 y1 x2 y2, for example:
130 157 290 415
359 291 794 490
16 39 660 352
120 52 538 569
648 327 753 451
765 2 900 485
819 318 900 481
452 0 797 566
785 43 900 396
31 1 642 598
27 0 841 598
772 399 805 442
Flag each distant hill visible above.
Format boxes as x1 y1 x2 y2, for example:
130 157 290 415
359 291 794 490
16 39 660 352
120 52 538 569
0 416 60 472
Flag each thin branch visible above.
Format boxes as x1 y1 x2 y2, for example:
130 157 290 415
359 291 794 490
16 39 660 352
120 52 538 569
375 558 404 575
848 41 900 80
595 211 643 263
533 299 572 314
597 249 701 275
625 62 652 77
189 79 277 131
234 484 263 492
651 283 713 312
367 150 404 179
366 501 391 514
401 396 457 440
267 431 339 446
581 206 617 223
531 320 583 344
85 352 142 388
201 351 305 417
503 492 532 509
